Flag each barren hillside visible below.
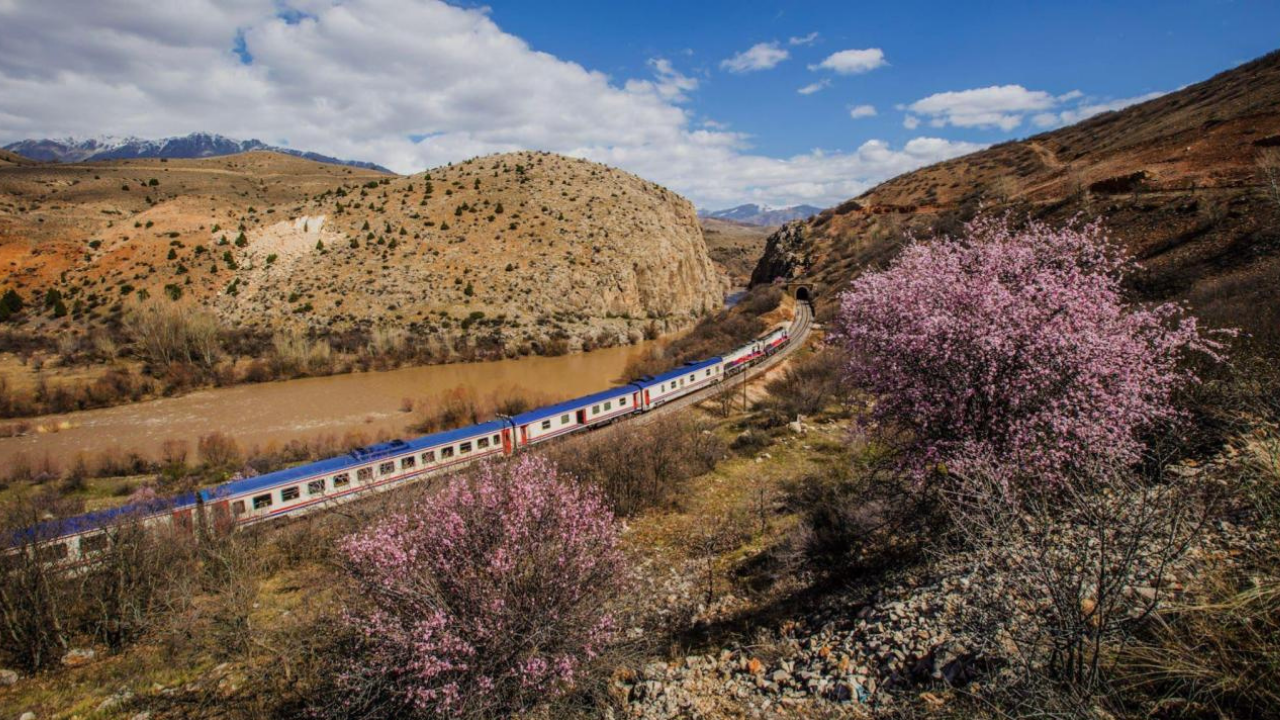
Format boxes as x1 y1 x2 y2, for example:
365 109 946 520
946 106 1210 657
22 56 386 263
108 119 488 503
0 150 723 357
755 50 1280 343
699 216 774 285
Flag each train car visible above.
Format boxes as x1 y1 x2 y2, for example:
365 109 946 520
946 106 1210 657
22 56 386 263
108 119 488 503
199 419 511 529
509 385 640 447
4 492 197 569
762 325 789 353
633 356 724 410
723 338 765 374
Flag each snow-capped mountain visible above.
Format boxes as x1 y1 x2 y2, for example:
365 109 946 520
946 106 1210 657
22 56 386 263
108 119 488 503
699 203 825 227
3 132 392 172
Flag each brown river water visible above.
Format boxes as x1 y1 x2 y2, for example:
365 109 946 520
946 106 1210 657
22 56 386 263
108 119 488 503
0 341 658 468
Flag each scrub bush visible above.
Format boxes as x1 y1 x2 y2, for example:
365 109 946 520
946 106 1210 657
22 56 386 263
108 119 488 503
336 455 625 717
834 214 1223 489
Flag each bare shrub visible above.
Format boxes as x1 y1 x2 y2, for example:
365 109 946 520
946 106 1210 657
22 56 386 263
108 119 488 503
1258 147 1280 211
0 492 85 671
946 458 1210 695
551 414 724 517
124 298 223 371
754 348 845 427
198 431 243 473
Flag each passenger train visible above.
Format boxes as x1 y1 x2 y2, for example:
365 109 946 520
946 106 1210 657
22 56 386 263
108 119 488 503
6 323 792 567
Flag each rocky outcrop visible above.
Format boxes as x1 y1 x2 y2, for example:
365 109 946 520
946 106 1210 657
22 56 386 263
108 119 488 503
748 221 810 287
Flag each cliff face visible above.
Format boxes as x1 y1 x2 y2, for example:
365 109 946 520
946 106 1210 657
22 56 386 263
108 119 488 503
753 50 1280 342
0 150 725 354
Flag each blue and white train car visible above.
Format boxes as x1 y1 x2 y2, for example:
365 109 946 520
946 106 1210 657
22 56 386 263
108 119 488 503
634 356 724 410
510 385 639 447
199 419 511 530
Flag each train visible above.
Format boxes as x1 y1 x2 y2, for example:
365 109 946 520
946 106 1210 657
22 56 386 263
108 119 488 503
6 323 793 567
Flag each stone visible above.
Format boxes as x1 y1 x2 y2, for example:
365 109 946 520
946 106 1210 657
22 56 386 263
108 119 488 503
61 648 96 667
747 657 765 675
19 713 36 720
0 669 18 686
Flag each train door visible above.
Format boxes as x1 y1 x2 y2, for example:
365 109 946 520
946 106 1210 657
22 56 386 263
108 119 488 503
210 500 234 534
575 408 587 425
644 389 651 408
520 424 529 446
501 428 513 455
173 507 195 535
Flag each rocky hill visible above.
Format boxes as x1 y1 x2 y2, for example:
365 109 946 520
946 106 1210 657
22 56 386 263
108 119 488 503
3 132 391 172
754 50 1280 344
0 150 723 357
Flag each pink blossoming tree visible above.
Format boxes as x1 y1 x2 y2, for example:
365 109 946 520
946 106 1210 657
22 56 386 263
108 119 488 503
337 455 626 718
833 215 1222 489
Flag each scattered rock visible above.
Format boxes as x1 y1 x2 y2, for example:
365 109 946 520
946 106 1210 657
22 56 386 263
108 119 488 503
61 648 96 667
0 668 18 686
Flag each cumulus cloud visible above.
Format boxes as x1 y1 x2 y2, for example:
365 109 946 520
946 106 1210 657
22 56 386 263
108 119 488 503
810 48 886 75
720 41 789 73
903 115 920 129
797 79 830 95
907 85 1165 132
789 32 820 46
849 104 877 119
0 0 981 207
907 85 1056 131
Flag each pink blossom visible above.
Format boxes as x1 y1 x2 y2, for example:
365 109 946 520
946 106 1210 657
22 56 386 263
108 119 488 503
833 214 1224 488
337 455 626 716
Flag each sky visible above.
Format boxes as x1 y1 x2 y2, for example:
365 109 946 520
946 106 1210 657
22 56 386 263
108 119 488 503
0 0 1276 210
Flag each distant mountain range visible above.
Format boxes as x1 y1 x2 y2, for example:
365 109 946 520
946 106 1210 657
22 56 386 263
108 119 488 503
2 132 392 173
699 203 825 227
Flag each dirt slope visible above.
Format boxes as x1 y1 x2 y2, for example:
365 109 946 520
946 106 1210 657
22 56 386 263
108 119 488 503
754 50 1280 342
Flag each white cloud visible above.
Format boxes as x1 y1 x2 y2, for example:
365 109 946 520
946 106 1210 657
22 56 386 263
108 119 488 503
906 83 1166 132
907 85 1056 130
788 32 819 46
848 104 877 119
810 48 886 75
0 0 980 208
625 57 698 103
797 79 830 95
720 41 789 73
903 115 920 129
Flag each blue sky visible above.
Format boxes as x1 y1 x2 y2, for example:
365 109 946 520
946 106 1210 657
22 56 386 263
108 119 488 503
486 0 1277 161
0 0 1275 209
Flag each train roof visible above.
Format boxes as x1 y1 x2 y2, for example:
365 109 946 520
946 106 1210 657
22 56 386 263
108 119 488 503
5 493 198 548
199 419 510 501
511 385 640 425
633 356 723 388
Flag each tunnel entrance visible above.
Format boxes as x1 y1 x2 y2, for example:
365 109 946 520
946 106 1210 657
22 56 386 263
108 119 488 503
794 285 812 302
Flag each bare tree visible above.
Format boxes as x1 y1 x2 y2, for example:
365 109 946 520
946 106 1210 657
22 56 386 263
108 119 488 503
1258 147 1280 211
945 458 1210 696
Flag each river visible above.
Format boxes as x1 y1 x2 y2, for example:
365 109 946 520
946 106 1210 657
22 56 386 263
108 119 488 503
0 340 659 468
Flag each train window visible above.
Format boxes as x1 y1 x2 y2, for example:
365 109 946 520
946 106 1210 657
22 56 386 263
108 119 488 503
620 396 627 405
281 486 300 502
477 437 489 449
253 494 273 510
459 441 472 454
541 420 552 430
80 534 108 554
37 543 68 562
232 500 246 515
706 369 712 377
689 374 696 382
401 456 416 470
441 446 454 459
307 480 325 495
378 461 395 476
592 404 600 414
559 414 568 424
492 434 500 446
422 450 435 464
357 467 373 482
604 401 612 411
334 473 351 488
